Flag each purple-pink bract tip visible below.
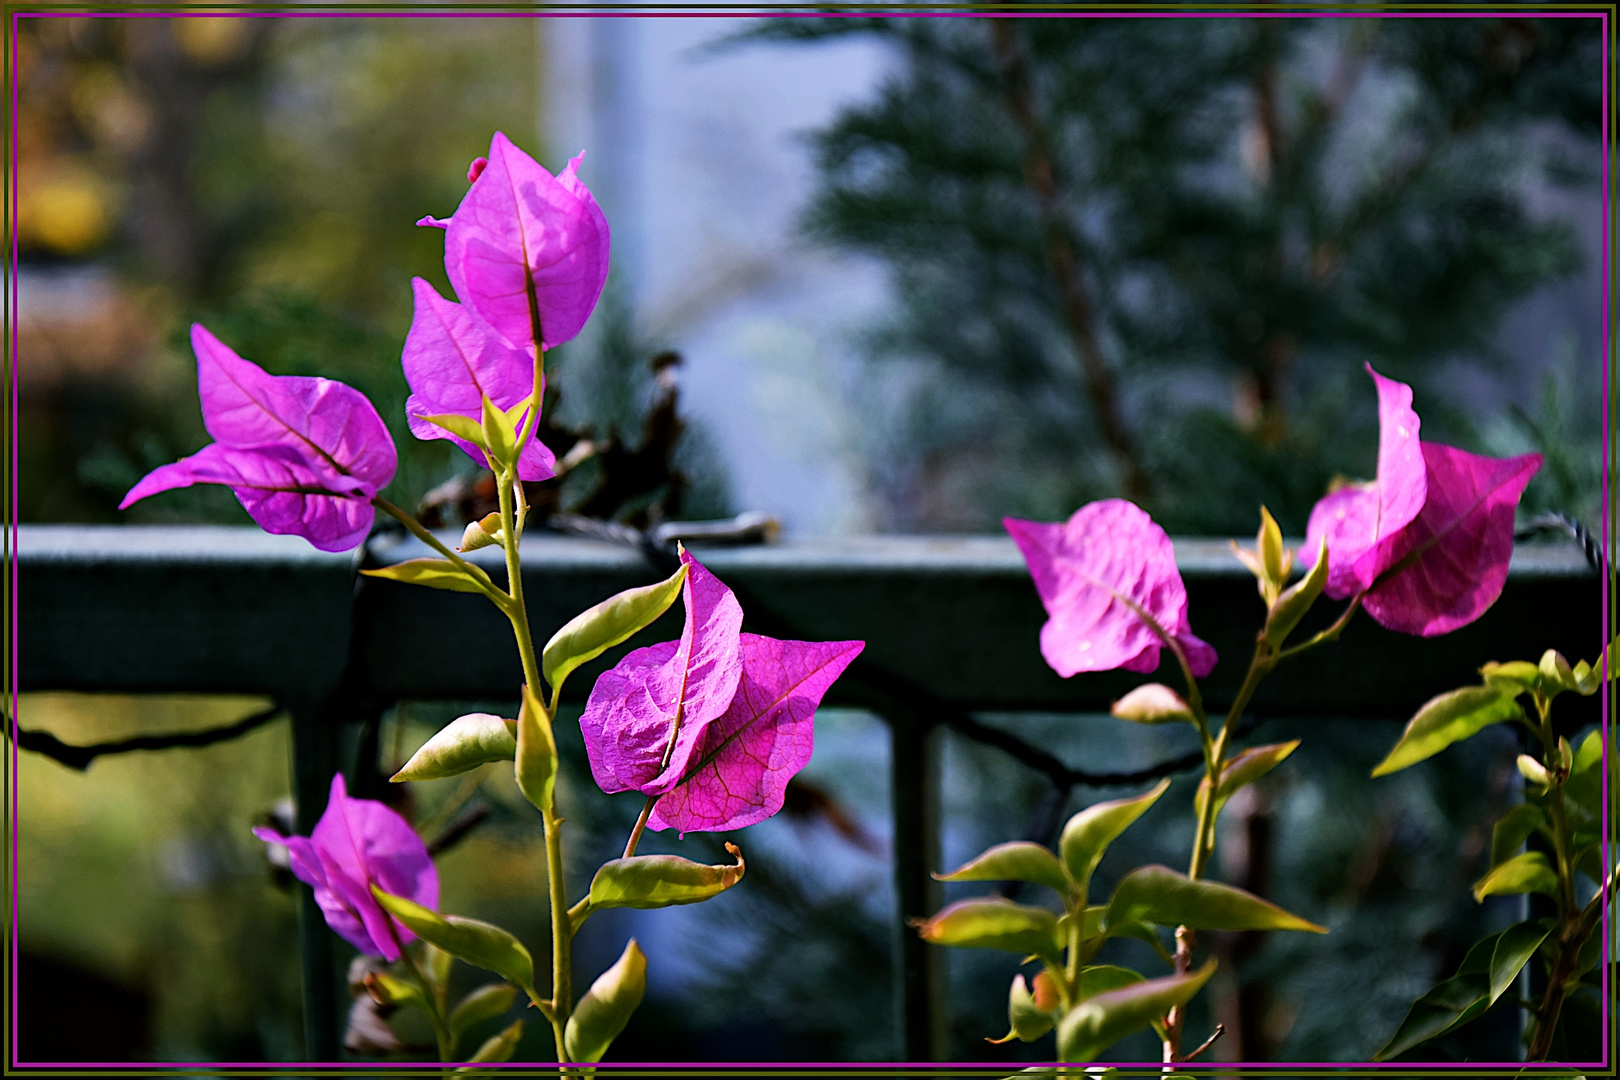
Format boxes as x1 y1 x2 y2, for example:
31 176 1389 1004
119 324 396 552
252 774 437 961
1005 500 1217 679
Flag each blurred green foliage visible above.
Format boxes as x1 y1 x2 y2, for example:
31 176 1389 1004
753 16 1600 534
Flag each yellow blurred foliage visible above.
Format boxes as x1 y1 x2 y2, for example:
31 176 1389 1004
19 161 119 255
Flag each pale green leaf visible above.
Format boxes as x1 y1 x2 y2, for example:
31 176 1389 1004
935 841 1071 897
1372 687 1524 777
1471 851 1558 903
1104 865 1326 934
361 558 489 595
541 564 688 697
1058 960 1216 1062
1059 779 1171 903
371 889 533 992
391 714 516 783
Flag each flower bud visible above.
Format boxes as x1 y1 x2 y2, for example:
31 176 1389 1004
467 156 488 183
459 512 503 552
1517 754 1553 787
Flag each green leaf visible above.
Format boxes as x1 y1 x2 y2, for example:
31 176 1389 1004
371 889 534 992
1104 865 1327 934
1488 921 1550 1007
1481 660 1541 695
991 973 1058 1044
1540 649 1578 694
1258 506 1288 595
1571 730 1603 774
1490 804 1547 868
1471 851 1559 903
1076 964 1144 1001
480 394 518 469
422 412 487 448
391 714 517 783
1373 971 1491 1060
1057 960 1216 1063
1264 535 1327 648
1214 741 1300 805
564 939 647 1064
364 970 433 1015
1059 779 1171 902
914 898 1064 961
1371 687 1524 777
449 982 519 1039
514 684 556 816
935 841 1071 897
1110 684 1194 725
458 513 502 553
585 845 746 917
361 558 490 595
423 943 453 989
541 563 689 698
457 1018 523 1070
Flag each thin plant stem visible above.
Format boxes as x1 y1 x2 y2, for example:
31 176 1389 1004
400 946 454 1076
372 495 510 608
623 796 657 859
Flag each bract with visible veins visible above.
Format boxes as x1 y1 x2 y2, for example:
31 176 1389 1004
579 550 744 797
121 324 396 552
1005 500 1217 678
650 634 864 835
428 132 610 353
253 774 438 961
401 277 556 480
1359 442 1541 636
1303 365 1425 598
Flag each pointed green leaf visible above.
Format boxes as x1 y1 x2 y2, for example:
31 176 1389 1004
449 982 519 1040
1488 921 1550 1007
1058 960 1216 1063
514 684 556 816
1480 660 1540 695
992 973 1057 1044
1490 804 1547 869
1110 684 1194 725
1258 507 1288 596
1472 851 1558 903
1104 865 1326 934
423 943 453 990
1215 741 1300 805
371 888 533 992
457 1018 523 1070
1264 535 1327 647
585 845 746 917
935 842 1071 897
1572 730 1603 774
423 412 487 447
542 564 688 697
564 939 647 1064
1060 779 1171 902
1540 650 1578 694
1076 964 1144 1002
1372 971 1491 1060
361 558 490 595
392 714 517 783
1371 687 1524 777
480 394 517 469
914 898 1063 961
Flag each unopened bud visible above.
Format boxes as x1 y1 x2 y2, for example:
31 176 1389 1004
1517 754 1553 787
459 512 503 552
467 156 488 183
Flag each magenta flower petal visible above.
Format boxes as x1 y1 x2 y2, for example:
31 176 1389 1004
122 442 378 553
401 277 556 481
442 134 610 352
192 324 396 490
1005 500 1217 678
649 634 864 835
1359 443 1542 636
254 774 437 961
122 326 396 552
1303 366 1425 596
579 550 744 797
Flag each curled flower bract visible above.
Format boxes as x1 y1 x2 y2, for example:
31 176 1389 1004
401 277 557 481
253 774 438 961
579 550 863 835
433 132 610 353
1304 366 1541 637
1005 500 1217 678
120 324 396 552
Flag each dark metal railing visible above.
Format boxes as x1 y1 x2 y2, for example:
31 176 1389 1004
14 524 1603 1061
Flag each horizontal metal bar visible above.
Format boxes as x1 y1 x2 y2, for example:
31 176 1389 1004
19 525 1602 720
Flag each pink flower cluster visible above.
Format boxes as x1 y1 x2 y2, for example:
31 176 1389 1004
1009 365 1542 676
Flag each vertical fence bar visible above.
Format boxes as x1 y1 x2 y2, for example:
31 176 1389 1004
889 707 947 1062
290 699 340 1063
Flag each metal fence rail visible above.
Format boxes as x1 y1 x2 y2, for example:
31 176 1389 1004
15 524 1604 1061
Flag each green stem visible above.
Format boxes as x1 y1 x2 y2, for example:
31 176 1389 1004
400 946 455 1074
493 468 571 1062
1273 591 1362 662
372 495 510 608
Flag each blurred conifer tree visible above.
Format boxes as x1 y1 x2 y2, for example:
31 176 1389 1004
753 16 1600 533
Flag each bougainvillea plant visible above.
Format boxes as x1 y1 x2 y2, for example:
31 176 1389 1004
914 365 1581 1065
125 132 862 1066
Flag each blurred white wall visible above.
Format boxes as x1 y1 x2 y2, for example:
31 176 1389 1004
544 16 897 536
